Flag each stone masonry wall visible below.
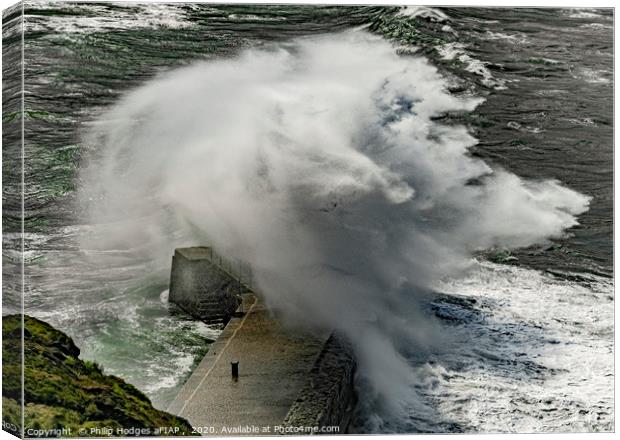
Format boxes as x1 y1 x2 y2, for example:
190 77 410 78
169 247 241 323
281 334 357 434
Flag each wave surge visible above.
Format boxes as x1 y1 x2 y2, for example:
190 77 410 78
80 31 590 425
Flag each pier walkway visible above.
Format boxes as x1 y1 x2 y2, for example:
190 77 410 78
167 293 330 435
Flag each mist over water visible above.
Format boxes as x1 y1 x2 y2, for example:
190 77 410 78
80 31 591 424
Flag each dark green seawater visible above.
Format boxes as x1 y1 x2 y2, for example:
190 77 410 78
2 2 613 432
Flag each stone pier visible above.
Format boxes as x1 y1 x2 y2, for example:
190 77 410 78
169 247 241 323
167 294 356 435
167 247 357 434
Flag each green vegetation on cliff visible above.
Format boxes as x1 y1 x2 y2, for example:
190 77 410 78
2 315 194 437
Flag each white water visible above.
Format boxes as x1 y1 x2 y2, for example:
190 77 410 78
80 31 593 427
24 0 191 34
353 260 613 432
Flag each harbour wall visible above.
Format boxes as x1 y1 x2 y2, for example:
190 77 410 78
169 247 242 323
167 247 357 434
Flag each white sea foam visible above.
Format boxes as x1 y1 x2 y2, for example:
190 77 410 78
81 31 591 424
565 117 597 127
568 10 604 19
471 18 499 24
228 14 285 22
506 121 544 134
24 0 191 34
427 261 614 432
483 31 528 44
571 67 611 84
159 289 169 303
580 23 613 30
437 42 505 89
398 6 449 23
354 261 613 433
440 24 456 35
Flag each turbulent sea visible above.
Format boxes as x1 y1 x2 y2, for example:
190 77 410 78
2 2 613 433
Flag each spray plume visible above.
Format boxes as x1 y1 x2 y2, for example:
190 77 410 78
80 31 590 426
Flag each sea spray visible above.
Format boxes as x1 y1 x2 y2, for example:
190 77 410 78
79 31 590 427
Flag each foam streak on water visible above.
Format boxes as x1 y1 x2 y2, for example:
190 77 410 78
24 1 191 33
